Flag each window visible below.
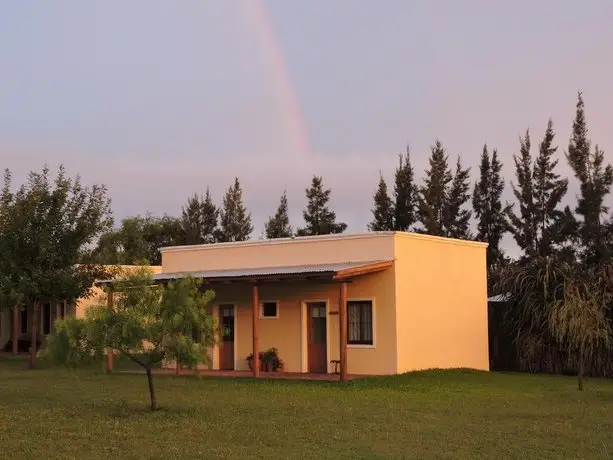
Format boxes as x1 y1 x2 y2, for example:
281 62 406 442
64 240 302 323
347 300 373 345
260 301 278 318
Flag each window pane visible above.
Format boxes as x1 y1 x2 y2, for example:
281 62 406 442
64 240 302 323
347 301 373 345
262 302 277 317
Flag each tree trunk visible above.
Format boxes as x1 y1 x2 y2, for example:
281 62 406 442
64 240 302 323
146 367 157 411
29 303 39 370
577 351 584 391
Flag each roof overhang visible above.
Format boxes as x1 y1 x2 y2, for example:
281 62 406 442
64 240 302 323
94 260 394 287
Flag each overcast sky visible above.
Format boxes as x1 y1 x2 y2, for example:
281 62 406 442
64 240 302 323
1 1 612 255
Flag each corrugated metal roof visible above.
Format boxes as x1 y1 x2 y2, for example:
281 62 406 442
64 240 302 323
96 260 392 285
488 293 510 302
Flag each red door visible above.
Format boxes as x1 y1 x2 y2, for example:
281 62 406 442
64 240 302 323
219 304 235 370
307 302 327 373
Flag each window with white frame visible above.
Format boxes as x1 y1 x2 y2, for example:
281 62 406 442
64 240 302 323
347 300 373 345
260 301 278 318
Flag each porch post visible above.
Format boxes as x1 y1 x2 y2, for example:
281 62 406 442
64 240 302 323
252 284 260 378
106 288 114 373
339 281 348 383
11 305 19 355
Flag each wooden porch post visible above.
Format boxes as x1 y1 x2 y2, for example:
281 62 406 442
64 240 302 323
339 281 348 383
106 288 114 373
11 305 19 355
252 284 260 378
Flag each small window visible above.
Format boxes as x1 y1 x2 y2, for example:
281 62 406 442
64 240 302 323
347 300 374 346
260 301 278 318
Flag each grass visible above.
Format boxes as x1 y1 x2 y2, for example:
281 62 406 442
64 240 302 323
1 358 613 459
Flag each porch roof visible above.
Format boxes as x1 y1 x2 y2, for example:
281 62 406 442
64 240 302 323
95 260 393 286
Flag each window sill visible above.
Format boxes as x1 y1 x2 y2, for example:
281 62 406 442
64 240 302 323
347 344 375 349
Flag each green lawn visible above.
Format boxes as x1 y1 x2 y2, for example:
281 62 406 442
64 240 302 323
1 358 612 459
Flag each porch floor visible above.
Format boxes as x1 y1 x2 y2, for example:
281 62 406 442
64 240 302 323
122 368 365 381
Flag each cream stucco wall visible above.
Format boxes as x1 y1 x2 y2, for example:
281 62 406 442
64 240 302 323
393 233 489 372
160 233 395 272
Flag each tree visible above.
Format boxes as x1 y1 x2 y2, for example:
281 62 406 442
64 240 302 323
507 123 568 260
368 173 394 231
0 165 113 368
85 214 184 265
42 268 217 410
443 157 472 239
417 141 452 236
506 130 537 258
265 190 293 238
417 141 471 238
181 189 219 245
566 92 613 266
548 267 612 391
393 147 418 231
472 145 507 269
217 178 253 242
532 119 569 257
296 175 347 236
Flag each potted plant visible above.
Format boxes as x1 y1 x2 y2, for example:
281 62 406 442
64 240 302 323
246 352 265 371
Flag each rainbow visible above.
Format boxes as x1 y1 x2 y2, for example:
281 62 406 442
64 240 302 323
242 0 310 158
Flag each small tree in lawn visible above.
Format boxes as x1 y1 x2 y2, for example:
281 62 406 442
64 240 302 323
42 268 217 411
548 268 612 391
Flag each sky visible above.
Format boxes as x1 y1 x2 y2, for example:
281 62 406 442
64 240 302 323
1 0 612 255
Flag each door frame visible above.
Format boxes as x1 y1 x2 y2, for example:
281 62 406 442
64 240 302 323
216 302 237 371
301 300 330 373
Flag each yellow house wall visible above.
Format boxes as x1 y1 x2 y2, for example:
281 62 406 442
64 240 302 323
160 234 395 273
172 266 397 375
393 233 489 373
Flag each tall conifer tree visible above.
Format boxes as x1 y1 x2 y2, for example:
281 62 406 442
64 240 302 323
393 147 418 231
472 145 507 268
217 178 253 242
566 92 613 265
368 173 394 231
296 176 347 236
265 190 293 238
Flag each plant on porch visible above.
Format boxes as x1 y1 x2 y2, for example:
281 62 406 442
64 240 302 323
247 347 283 372
41 268 217 411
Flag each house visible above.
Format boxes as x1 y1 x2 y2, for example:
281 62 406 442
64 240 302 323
0 265 162 354
99 231 490 379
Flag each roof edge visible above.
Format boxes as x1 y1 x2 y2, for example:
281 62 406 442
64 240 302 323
394 232 489 249
159 232 396 253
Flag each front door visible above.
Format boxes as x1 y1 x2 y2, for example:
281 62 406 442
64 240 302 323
219 304 235 370
307 302 327 373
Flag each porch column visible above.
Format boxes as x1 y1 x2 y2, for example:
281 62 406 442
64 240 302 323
106 288 114 373
339 281 348 383
11 305 19 355
252 284 260 378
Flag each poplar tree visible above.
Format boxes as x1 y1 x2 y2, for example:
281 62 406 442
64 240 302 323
217 178 253 242
566 92 613 265
265 190 293 238
296 175 347 236
368 173 394 231
393 147 418 231
472 145 507 268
